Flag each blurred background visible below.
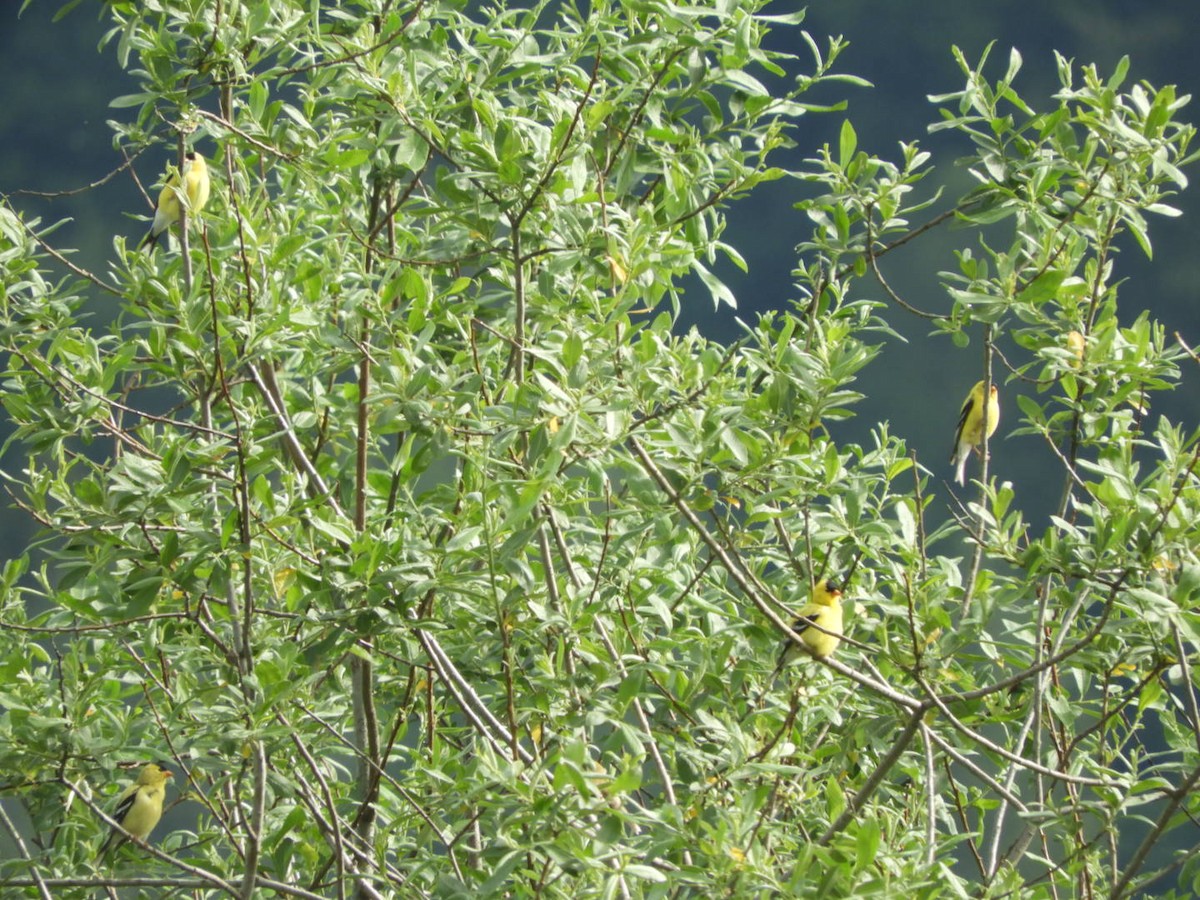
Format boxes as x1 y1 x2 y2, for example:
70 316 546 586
0 0 1197 544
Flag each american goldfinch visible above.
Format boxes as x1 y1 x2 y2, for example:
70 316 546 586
139 152 211 250
951 380 1000 485
778 579 845 664
98 763 173 858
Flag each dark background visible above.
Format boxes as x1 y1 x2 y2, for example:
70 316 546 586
1 0 1197 534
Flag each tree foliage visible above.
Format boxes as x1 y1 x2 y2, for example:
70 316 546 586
0 2 1198 898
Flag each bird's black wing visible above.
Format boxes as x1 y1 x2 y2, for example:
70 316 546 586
776 613 818 666
97 786 139 857
951 392 973 459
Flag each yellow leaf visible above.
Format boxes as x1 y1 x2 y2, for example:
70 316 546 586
606 254 628 283
273 567 297 598
1066 330 1085 365
1152 554 1177 573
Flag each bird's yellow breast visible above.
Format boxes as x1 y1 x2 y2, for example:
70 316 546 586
800 601 844 659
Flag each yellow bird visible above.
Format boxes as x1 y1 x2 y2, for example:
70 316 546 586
778 579 845 665
139 152 210 250
97 763 173 858
951 380 1000 485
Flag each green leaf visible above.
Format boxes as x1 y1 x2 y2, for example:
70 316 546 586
838 119 857 168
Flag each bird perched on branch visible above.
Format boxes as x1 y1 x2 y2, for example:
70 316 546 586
97 762 173 858
778 579 845 666
139 152 210 250
951 380 1000 485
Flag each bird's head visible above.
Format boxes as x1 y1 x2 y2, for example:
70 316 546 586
817 580 843 604
137 763 173 785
